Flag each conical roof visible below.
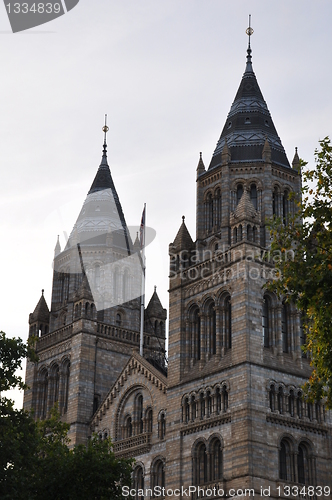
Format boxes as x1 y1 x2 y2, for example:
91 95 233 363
209 42 290 170
65 142 132 254
29 291 49 324
146 287 167 318
172 216 194 251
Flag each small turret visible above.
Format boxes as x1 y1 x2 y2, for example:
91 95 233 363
29 289 50 337
54 235 61 257
196 152 206 178
292 147 301 172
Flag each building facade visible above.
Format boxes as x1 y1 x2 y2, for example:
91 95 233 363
24 35 331 499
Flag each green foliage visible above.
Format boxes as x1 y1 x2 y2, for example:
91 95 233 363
268 137 332 406
0 331 133 499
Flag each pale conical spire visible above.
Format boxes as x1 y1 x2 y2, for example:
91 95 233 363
54 235 61 257
292 147 301 172
196 152 206 177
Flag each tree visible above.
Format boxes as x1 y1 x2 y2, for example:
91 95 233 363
268 137 332 407
0 331 133 499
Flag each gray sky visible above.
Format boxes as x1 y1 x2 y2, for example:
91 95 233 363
1 0 331 406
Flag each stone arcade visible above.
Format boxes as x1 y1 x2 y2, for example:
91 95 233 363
24 33 332 500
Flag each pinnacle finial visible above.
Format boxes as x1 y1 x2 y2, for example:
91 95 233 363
102 114 109 159
245 15 254 73
154 285 157 293
42 289 44 296
182 215 185 222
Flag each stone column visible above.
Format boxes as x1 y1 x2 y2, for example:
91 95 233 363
216 308 221 357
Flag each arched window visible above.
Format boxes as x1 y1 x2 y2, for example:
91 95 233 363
123 269 130 302
200 392 205 419
237 184 243 205
124 415 132 438
250 183 257 210
233 227 237 244
146 408 153 433
63 361 70 414
196 443 207 485
205 193 214 232
159 412 166 440
269 385 275 411
116 313 122 326
184 398 190 423
278 387 284 414
40 369 48 419
298 443 310 484
225 296 232 349
191 307 201 361
152 460 165 496
288 390 295 417
113 268 120 300
208 302 216 356
297 392 303 419
207 391 212 417
279 439 293 481
215 189 222 227
247 224 253 242
210 439 223 481
53 365 60 404
238 224 243 242
216 387 221 414
282 302 288 353
273 188 279 216
222 386 228 412
133 466 144 500
283 190 289 224
94 264 100 288
262 297 270 348
136 394 144 434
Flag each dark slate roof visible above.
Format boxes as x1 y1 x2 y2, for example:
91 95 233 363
30 291 49 324
146 288 167 319
172 217 194 251
65 143 132 255
209 44 290 170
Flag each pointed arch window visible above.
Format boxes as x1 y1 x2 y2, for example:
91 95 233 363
250 183 257 210
146 408 153 433
283 190 289 224
211 439 223 481
273 188 279 216
282 302 289 353
196 443 207 485
208 302 216 355
124 415 132 438
192 308 201 360
262 296 270 348
136 394 144 434
53 365 60 404
40 369 48 419
215 189 222 228
159 412 166 440
225 296 232 349
152 460 165 496
298 443 310 484
63 361 70 414
236 184 243 205
133 466 144 500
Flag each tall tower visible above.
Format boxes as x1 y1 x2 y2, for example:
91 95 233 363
166 26 331 499
24 126 166 445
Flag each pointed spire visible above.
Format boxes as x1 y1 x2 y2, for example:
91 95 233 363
146 286 167 318
232 189 260 223
221 139 231 164
29 290 50 325
172 216 194 251
262 137 272 162
88 115 113 194
292 147 301 172
245 15 254 74
196 152 206 177
54 235 61 257
209 19 290 170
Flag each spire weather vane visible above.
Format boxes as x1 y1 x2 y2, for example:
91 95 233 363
102 114 109 144
246 14 254 47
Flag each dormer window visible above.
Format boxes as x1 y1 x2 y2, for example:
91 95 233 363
227 121 232 129
245 117 251 124
265 120 269 127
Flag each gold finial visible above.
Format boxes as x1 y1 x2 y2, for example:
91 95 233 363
246 14 254 41
102 114 109 143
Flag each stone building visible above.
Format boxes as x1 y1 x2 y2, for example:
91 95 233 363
24 33 331 500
